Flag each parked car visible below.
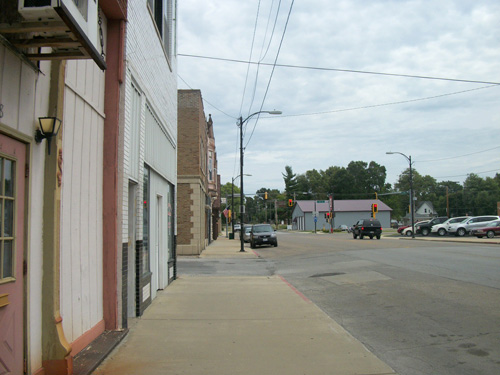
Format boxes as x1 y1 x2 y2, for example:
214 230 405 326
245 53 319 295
431 216 468 236
250 224 278 248
240 225 252 242
418 216 449 236
401 220 429 237
471 220 500 238
233 223 241 232
447 216 500 236
338 225 349 231
352 219 382 239
397 225 409 234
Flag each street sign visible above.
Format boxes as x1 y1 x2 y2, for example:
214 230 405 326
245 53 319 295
314 216 318 223
316 200 326 203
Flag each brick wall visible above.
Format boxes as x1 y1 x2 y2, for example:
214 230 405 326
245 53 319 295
177 90 210 255
177 183 193 245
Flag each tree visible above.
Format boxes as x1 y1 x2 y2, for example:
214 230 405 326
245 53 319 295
282 166 298 198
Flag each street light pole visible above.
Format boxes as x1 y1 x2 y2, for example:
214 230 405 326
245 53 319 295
386 151 415 239
231 174 251 240
238 110 282 252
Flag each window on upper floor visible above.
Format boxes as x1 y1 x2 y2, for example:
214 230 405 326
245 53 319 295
147 0 175 62
208 151 213 182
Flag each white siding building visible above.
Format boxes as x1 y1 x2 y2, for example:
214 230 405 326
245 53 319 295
122 0 177 318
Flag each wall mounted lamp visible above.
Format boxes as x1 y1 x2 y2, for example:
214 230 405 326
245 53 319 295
35 117 61 155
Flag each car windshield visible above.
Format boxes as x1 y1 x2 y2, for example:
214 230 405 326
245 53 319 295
253 225 273 233
449 217 465 223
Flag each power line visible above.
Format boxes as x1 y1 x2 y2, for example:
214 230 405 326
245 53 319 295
418 146 500 163
177 74 236 119
434 169 500 179
239 0 262 117
245 0 295 148
279 85 498 118
178 53 500 85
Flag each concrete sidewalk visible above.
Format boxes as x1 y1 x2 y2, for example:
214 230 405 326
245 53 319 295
199 235 259 258
92 237 396 375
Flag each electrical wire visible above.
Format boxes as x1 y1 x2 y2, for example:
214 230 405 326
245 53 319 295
178 53 500 86
245 0 295 148
178 74 236 119
418 146 500 163
278 85 499 118
434 169 500 179
238 0 262 117
246 0 282 121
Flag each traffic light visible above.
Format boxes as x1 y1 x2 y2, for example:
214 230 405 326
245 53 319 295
264 191 268 200
373 203 378 213
325 212 330 219
288 198 293 207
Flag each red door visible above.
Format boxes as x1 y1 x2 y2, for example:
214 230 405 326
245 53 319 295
0 135 26 375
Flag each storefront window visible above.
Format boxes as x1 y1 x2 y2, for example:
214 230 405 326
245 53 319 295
142 166 151 275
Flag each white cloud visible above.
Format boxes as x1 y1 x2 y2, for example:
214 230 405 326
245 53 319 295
178 0 500 194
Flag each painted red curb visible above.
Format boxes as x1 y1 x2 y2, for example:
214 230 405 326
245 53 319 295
278 275 312 303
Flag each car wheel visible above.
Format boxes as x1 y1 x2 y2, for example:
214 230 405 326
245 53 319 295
376 235 381 239
369 235 373 239
405 230 412 237
274 242 278 247
421 228 430 236
457 228 466 237
438 228 446 236
486 230 495 239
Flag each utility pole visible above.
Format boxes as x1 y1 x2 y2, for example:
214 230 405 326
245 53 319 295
274 199 278 229
446 186 449 217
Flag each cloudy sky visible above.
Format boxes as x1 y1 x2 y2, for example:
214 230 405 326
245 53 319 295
177 0 500 196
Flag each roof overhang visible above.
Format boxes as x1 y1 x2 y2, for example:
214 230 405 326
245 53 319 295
0 1 106 70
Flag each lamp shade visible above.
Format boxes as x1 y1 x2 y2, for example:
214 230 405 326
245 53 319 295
38 117 61 136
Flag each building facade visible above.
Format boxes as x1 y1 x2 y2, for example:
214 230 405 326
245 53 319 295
0 1 127 374
121 0 178 320
177 90 219 255
292 199 392 230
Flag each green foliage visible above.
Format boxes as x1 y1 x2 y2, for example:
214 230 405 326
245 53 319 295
224 166 500 225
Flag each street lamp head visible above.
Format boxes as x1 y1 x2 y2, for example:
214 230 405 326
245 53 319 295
386 152 394 155
266 110 282 115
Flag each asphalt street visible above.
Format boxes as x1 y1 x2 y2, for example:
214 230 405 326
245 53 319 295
179 231 500 375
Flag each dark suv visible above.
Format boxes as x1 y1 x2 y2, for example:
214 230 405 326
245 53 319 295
418 216 448 236
352 219 382 240
250 224 278 248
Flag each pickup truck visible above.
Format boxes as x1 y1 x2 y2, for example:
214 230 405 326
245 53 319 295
418 216 449 236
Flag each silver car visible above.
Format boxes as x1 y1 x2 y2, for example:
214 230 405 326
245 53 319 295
240 225 252 243
447 215 500 236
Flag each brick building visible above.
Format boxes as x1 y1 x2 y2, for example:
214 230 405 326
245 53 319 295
177 90 220 255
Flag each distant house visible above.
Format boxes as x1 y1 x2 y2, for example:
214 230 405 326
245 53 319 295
403 201 438 224
292 200 392 231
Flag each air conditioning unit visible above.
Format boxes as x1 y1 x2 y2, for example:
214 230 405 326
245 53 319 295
18 0 103 68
